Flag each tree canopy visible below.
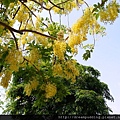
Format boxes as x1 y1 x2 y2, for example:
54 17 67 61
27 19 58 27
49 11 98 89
0 0 119 115
3 64 114 115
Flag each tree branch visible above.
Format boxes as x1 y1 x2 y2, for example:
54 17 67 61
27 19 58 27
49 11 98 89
0 21 56 40
0 21 23 34
20 29 56 39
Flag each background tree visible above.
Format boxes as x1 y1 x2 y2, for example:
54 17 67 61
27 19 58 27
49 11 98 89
3 64 114 115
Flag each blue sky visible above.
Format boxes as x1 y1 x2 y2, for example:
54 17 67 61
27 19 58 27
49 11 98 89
0 0 120 114
75 17 120 114
71 1 120 114
53 0 120 114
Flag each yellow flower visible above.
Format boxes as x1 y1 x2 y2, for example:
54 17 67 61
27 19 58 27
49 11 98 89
0 38 2 43
68 7 102 53
57 30 64 41
9 3 14 8
27 48 41 66
0 71 12 88
21 39 26 45
53 40 66 60
99 1 119 22
24 83 32 96
21 33 28 45
30 79 39 90
52 7 60 14
16 96 21 100
45 83 57 98
71 78 76 84
53 63 63 77
63 60 79 80
40 84 45 90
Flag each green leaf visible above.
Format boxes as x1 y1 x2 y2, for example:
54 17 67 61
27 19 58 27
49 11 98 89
3 0 11 7
95 13 99 20
82 50 91 60
2 50 9 60
3 0 18 7
44 0 48 3
98 2 101 7
93 4 98 8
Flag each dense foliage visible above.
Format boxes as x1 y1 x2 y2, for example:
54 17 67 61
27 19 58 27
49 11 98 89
3 64 114 115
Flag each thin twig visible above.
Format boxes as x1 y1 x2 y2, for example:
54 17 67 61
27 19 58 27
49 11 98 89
83 0 91 12
31 0 49 11
30 17 35 29
20 1 37 18
10 30 19 50
92 28 96 47
83 0 89 8
19 22 22 30
25 14 31 29
42 22 48 28
12 6 20 19
49 0 70 10
48 0 64 10
59 14 61 26
67 14 69 28
49 10 53 23
23 57 39 72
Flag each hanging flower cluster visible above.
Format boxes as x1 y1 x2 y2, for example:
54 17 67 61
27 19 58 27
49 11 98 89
68 7 101 53
53 40 66 60
99 1 119 23
45 82 57 99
